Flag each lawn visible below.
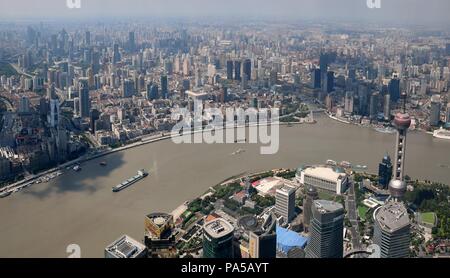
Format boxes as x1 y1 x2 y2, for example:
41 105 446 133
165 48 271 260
318 190 335 201
358 206 369 221
420 212 436 225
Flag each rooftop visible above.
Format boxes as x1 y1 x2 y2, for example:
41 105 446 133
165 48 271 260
302 166 347 182
204 218 234 239
105 235 146 258
375 201 410 232
314 200 343 214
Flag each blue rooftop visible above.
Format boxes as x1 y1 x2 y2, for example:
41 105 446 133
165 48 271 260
276 226 309 254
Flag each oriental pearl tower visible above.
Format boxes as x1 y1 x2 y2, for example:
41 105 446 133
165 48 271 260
389 92 411 201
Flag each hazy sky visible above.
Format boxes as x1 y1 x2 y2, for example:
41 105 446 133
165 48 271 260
0 0 449 25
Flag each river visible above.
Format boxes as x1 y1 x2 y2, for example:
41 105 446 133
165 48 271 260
0 115 449 258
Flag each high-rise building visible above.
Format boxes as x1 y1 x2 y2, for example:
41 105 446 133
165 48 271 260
305 200 344 258
144 213 176 258
234 60 241 81
128 31 136 52
384 93 391 121
373 202 410 258
47 83 57 100
324 71 334 93
240 213 277 259
344 91 354 114
275 185 296 223
113 43 121 64
160 75 168 99
90 108 100 134
226 60 234 80
430 95 441 127
85 31 91 46
203 218 234 258
48 99 59 128
79 79 90 118
303 185 318 233
312 68 321 89
369 91 380 121
378 154 393 189
122 79 135 98
388 77 401 102
243 59 252 82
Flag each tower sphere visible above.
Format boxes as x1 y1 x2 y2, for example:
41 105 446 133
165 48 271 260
394 112 411 130
388 179 407 199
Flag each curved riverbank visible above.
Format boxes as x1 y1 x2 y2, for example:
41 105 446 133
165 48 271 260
0 115 449 258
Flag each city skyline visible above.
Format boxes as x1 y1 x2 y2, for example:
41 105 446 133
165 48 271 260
0 0 449 26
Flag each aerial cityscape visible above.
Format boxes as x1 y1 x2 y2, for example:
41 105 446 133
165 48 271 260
0 0 450 261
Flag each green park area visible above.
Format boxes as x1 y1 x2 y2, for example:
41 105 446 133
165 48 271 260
358 206 369 221
420 212 437 226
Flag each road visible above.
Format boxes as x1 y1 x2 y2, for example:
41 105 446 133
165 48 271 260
346 180 363 251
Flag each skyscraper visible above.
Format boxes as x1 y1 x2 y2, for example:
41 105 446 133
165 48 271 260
312 68 321 89
303 185 318 233
305 200 344 258
384 93 391 121
243 59 252 82
226 60 234 80
122 79 135 98
47 83 57 100
79 79 90 118
113 43 121 64
369 91 380 121
378 154 393 189
324 71 334 93
203 218 234 258
128 31 136 52
373 201 410 258
234 60 241 81
85 31 91 46
160 75 168 99
430 95 441 127
388 77 401 103
275 185 296 223
245 213 277 259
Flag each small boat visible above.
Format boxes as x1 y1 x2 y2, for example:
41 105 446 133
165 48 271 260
100 161 107 167
340 161 352 168
73 165 81 172
326 159 337 166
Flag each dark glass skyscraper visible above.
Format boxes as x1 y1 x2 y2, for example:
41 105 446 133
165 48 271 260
388 78 400 102
79 79 90 118
226 60 233 80
203 218 234 258
234 60 241 81
312 68 321 89
378 154 393 189
243 59 252 81
160 75 168 99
